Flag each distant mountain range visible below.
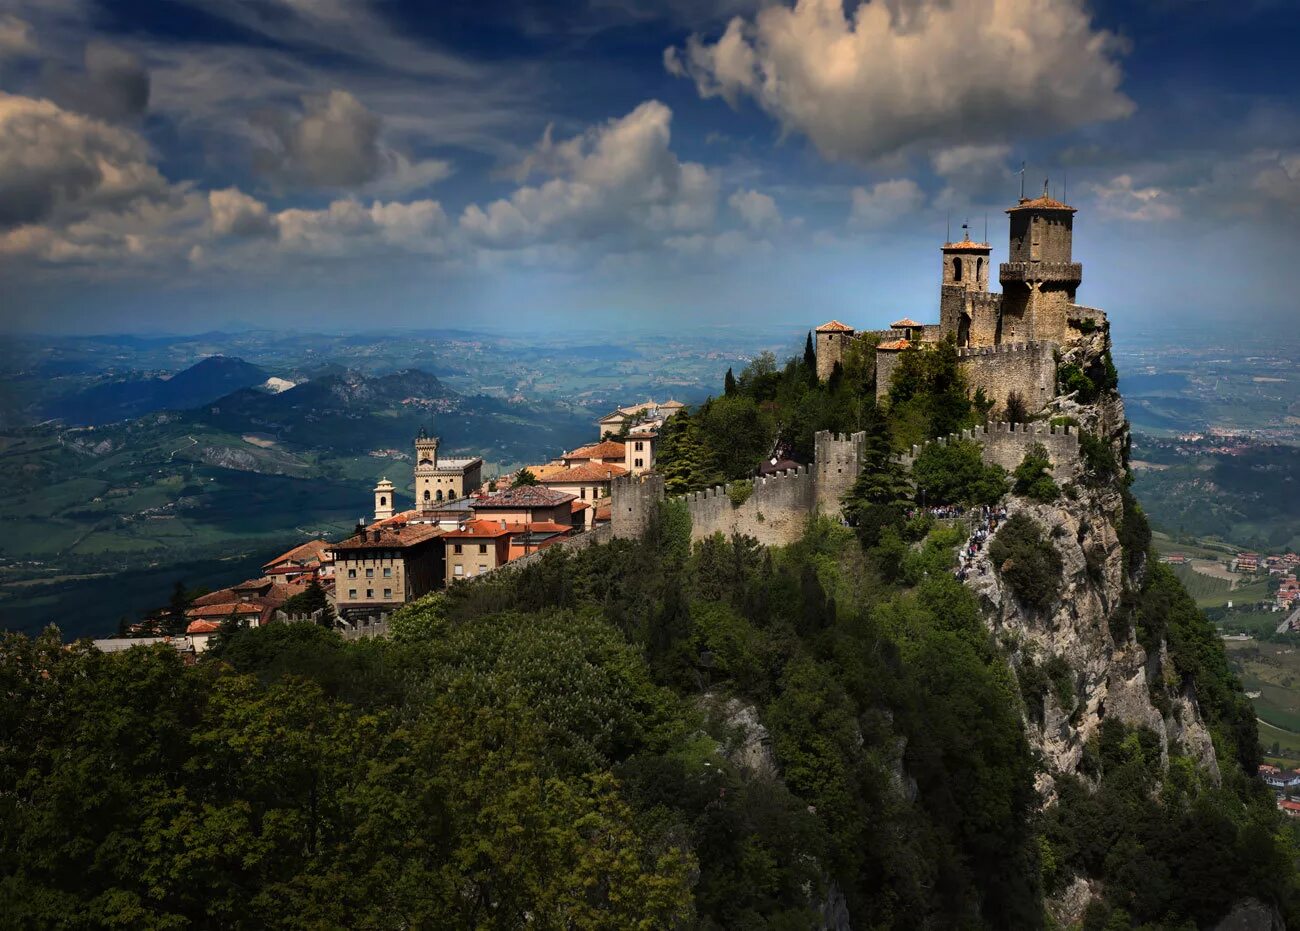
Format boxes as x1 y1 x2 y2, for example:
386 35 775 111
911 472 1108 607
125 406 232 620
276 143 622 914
47 356 271 425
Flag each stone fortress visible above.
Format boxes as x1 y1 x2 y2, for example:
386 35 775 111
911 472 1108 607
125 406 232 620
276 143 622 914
609 187 1101 547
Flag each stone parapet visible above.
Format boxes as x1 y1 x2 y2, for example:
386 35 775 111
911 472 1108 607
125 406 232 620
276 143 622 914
999 262 1082 284
898 421 1081 481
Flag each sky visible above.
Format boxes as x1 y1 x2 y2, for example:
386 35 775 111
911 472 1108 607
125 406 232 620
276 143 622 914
1 0 1298 336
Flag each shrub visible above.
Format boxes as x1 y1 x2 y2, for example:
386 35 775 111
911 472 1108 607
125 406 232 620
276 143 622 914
1079 431 1118 485
989 513 1063 612
727 479 754 507
911 439 1008 506
1057 363 1096 402
1012 443 1059 503
1044 654 1075 710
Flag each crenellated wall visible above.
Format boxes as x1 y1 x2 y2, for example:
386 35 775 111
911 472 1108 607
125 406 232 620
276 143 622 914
958 341 1056 415
611 431 867 545
897 421 1081 482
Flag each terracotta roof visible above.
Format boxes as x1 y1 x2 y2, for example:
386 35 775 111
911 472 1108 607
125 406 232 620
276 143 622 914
522 463 570 481
593 503 612 522
877 339 912 351
540 462 628 483
473 486 577 508
890 317 923 328
186 602 262 619
444 519 513 539
192 579 274 606
332 523 444 552
263 539 332 569
507 521 573 535
566 440 627 460
186 620 222 634
815 320 854 332
1006 196 1076 213
571 499 591 513
941 240 991 250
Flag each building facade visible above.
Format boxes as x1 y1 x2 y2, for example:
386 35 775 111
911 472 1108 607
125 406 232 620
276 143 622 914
330 523 445 617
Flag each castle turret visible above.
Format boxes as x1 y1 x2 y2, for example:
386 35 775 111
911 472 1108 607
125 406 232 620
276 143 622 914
815 320 855 381
373 478 395 522
999 186 1081 344
938 230 995 348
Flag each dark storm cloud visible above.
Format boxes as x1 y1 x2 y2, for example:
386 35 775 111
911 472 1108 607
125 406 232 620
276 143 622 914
43 41 150 121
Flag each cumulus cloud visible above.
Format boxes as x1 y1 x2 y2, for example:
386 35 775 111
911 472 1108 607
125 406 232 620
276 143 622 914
0 14 36 59
461 100 718 248
252 89 453 194
274 197 451 256
849 178 924 227
1089 174 1180 222
208 187 274 237
667 0 1134 163
44 41 152 121
728 188 781 230
0 92 173 229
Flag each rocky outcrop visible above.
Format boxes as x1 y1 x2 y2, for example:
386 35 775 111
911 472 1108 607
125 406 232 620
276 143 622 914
1213 898 1286 931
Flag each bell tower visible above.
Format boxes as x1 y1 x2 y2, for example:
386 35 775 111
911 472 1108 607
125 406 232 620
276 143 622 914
413 428 440 511
938 225 994 347
373 478 395 522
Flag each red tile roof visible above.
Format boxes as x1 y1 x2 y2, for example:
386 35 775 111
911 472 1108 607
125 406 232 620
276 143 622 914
262 539 332 570
877 339 912 351
941 240 991 250
186 620 222 634
593 503 612 522
571 499 591 513
566 440 627 460
1007 196 1076 213
815 320 854 332
474 486 577 508
540 462 628 483
186 602 262 619
332 523 444 551
443 519 512 539
890 317 923 328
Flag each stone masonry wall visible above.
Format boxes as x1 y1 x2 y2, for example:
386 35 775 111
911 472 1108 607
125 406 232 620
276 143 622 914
958 341 1056 415
898 422 1081 482
681 467 816 547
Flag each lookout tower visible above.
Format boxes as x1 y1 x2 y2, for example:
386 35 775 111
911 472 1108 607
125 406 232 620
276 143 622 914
938 226 995 348
815 320 856 381
373 478 395 522
414 428 440 509
999 184 1081 344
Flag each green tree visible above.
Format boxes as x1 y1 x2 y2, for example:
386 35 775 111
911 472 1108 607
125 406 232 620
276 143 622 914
1012 443 1060 502
911 439 1008 506
724 366 737 396
514 467 539 487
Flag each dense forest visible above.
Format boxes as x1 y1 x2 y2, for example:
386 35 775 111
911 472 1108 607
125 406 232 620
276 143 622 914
3 337 1297 928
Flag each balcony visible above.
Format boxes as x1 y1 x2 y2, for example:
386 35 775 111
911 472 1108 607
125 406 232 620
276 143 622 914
999 262 1081 283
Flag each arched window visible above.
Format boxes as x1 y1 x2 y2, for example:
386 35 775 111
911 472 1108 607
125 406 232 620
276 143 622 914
379 496 387 506
953 257 963 282
436 490 444 502
423 490 431 501
976 257 983 281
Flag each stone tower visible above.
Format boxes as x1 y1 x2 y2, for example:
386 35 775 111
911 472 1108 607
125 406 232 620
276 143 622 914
373 478 395 522
938 231 995 347
815 320 856 381
999 185 1080 345
413 428 440 509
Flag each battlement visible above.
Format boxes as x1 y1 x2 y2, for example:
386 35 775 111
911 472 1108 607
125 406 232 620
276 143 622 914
957 340 1053 359
1000 261 1082 284
898 421 1081 481
968 291 1002 310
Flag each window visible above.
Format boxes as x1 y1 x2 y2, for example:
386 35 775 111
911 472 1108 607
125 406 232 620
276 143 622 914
581 488 587 500
635 458 643 468
348 589 357 599
635 441 643 451
365 568 374 579
478 543 487 554
478 565 487 574
453 543 462 554
454 564 464 576
436 490 444 502
383 588 392 599
976 257 984 280
347 568 357 579
379 495 387 506
383 566 391 578
953 256 963 282
366 589 373 599
423 489 430 501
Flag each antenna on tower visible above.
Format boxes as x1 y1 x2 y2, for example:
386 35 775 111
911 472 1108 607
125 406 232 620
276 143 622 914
1019 161 1026 200
983 213 988 243
1063 167 1068 202
962 220 969 241
946 211 951 242
1043 177 1050 198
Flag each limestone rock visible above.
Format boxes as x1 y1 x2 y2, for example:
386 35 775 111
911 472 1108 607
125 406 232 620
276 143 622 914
1213 898 1286 931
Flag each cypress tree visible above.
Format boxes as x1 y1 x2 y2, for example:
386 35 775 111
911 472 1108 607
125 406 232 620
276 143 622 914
724 367 737 396
803 331 816 374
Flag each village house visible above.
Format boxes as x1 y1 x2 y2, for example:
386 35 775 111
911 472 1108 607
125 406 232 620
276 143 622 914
261 539 333 582
1236 552 1261 574
596 399 683 439
330 522 445 618
441 516 573 585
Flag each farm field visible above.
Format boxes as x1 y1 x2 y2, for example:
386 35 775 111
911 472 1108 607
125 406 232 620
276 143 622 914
1225 640 1300 764
1171 561 1274 609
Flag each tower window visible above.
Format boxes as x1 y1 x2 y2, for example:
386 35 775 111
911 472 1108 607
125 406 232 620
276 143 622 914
379 496 387 506
976 257 983 281
953 257 963 282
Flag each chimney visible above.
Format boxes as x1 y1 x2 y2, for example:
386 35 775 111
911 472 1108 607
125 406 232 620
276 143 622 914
499 519 506 529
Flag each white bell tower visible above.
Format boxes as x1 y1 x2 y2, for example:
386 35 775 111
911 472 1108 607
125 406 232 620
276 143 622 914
373 478 395 522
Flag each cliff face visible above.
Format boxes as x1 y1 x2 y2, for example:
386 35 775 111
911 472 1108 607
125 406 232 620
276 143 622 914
967 323 1220 794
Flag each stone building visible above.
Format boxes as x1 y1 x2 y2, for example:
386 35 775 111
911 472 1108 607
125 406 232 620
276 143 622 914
330 522 445 618
815 188 1107 414
412 428 483 509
